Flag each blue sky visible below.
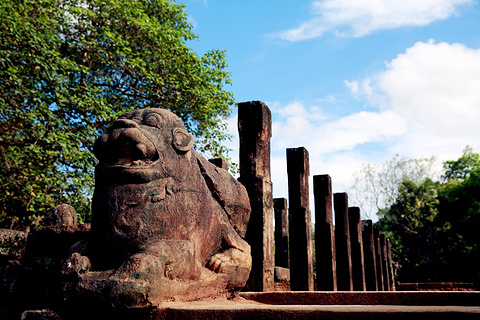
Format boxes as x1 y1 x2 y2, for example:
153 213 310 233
182 0 480 218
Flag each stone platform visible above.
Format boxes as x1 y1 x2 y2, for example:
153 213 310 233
43 291 478 320
154 291 480 319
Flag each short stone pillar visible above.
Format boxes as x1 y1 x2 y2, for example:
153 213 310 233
380 234 391 291
287 147 314 291
274 198 289 268
313 175 337 291
45 204 78 226
348 207 366 291
361 220 378 291
238 101 274 292
374 227 385 291
387 238 396 291
334 193 353 291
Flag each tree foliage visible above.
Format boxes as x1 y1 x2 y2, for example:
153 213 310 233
377 147 480 284
349 154 439 218
0 0 235 229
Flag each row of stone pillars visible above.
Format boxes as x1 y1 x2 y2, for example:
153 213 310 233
237 100 395 292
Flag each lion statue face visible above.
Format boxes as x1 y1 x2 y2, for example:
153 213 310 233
93 108 195 185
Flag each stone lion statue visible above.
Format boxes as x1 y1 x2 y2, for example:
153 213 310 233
62 108 251 308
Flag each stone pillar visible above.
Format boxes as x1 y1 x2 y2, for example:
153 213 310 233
361 220 378 291
348 207 366 291
208 158 229 170
274 198 289 268
380 234 391 291
387 239 396 291
286 147 314 291
374 227 384 291
238 101 274 292
334 193 353 291
313 175 337 291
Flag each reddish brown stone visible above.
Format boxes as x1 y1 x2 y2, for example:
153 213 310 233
287 147 314 291
380 234 391 291
334 193 353 291
348 207 365 291
274 198 289 269
374 227 385 291
362 220 378 291
387 239 396 291
238 101 275 292
313 175 337 291
44 204 77 226
0 228 27 261
62 108 252 308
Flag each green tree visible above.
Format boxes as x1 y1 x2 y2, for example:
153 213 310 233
377 147 480 284
377 178 445 282
437 146 480 283
443 145 480 181
0 0 235 229
349 155 439 218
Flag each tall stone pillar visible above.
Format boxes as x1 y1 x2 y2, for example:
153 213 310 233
238 101 274 292
287 147 314 291
380 234 391 291
361 220 378 291
334 193 353 291
348 207 366 291
274 198 289 268
313 175 337 291
374 227 384 291
387 239 396 291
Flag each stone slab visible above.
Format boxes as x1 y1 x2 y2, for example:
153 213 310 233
14 292 480 320
240 291 480 306
152 303 480 320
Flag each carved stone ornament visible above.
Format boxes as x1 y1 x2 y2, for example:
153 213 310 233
61 108 251 308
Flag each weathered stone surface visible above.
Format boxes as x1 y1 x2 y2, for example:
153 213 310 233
238 101 274 292
62 108 252 307
380 234 391 291
348 207 365 291
274 198 289 269
313 175 336 291
19 309 62 320
240 291 480 306
362 220 378 291
287 147 313 291
374 227 385 291
334 193 353 291
0 228 27 261
386 239 396 291
274 266 290 282
26 224 91 262
44 204 77 227
1 225 91 320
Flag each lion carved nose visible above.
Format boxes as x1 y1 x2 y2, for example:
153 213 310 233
110 118 139 130
93 120 157 164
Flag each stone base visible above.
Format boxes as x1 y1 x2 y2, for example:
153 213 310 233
16 291 480 320
156 291 480 319
240 291 480 306
154 304 480 320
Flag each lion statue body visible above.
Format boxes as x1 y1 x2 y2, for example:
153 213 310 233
62 108 251 307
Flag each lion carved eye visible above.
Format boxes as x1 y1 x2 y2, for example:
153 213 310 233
144 114 161 128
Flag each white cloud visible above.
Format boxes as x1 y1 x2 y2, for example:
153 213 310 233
271 101 407 156
349 40 480 159
274 0 473 41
